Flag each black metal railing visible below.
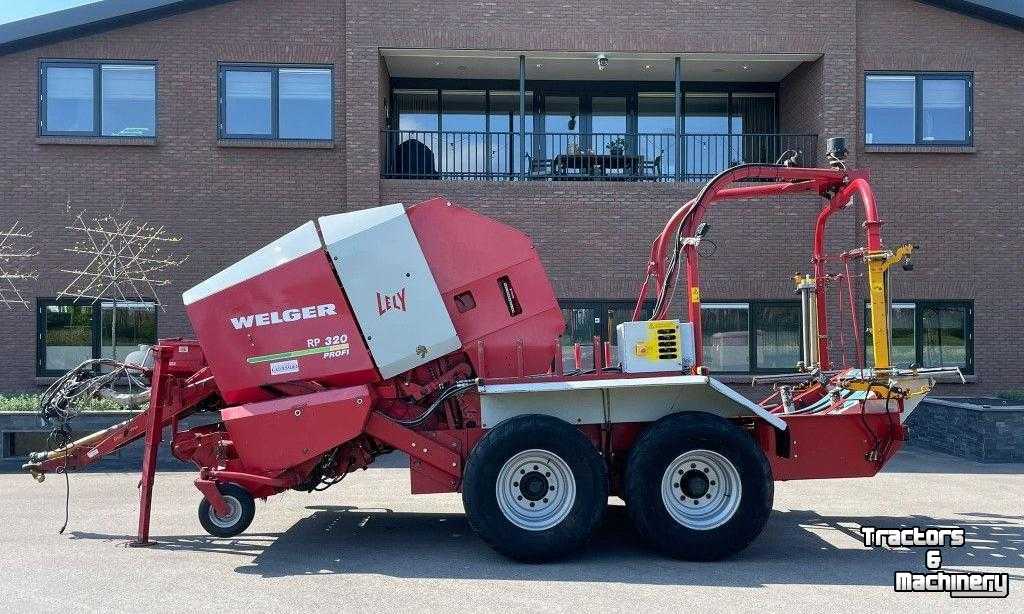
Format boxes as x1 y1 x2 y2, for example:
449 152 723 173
382 130 818 182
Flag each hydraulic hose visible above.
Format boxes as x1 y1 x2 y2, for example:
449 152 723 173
394 379 479 428
652 163 788 319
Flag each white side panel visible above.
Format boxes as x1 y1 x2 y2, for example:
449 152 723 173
480 390 606 428
183 221 321 305
479 375 787 430
319 203 406 244
318 205 461 378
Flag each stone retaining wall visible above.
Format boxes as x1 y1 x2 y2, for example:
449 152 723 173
907 398 1024 463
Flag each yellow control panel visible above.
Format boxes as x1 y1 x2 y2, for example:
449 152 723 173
633 320 681 361
617 319 694 373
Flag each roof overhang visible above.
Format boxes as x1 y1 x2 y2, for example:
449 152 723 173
917 0 1024 30
0 0 236 56
0 0 1019 58
382 49 822 83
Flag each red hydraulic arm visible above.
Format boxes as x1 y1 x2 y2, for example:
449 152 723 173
24 350 217 478
810 173 881 369
24 342 218 545
634 165 884 370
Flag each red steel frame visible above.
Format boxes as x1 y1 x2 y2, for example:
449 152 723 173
633 166 882 371
29 342 468 545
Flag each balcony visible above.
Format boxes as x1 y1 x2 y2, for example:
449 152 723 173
382 130 817 182
380 49 822 184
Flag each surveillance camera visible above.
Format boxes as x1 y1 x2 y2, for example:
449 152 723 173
596 54 608 70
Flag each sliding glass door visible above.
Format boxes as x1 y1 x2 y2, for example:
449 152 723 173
591 95 628 155
684 93 730 178
440 90 486 177
542 95 581 160
390 81 780 180
489 91 533 176
638 93 675 178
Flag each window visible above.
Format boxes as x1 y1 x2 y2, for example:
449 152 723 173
752 302 802 370
219 65 332 140
638 92 676 176
560 299 800 373
865 73 972 145
864 301 973 372
702 301 802 373
37 299 158 376
559 300 653 372
489 90 534 175
702 303 749 372
40 61 156 137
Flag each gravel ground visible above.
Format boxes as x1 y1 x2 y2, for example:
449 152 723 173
2 446 1021 613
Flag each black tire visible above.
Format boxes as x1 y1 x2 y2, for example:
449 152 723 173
462 414 608 562
624 411 773 561
198 483 255 538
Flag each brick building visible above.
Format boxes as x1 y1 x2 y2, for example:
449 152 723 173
0 0 1020 395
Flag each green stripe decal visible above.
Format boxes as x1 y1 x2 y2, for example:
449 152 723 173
246 344 350 364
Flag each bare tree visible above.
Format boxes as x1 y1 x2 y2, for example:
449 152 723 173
0 220 38 310
58 206 188 359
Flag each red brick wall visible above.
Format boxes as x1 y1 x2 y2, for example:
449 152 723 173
0 0 1020 396
855 0 1024 393
779 58 825 158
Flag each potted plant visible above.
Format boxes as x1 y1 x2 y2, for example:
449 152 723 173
606 137 627 156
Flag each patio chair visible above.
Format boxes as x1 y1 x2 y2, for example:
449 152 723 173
526 154 553 179
640 150 663 180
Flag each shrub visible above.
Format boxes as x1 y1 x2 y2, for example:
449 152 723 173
996 390 1024 403
0 394 125 413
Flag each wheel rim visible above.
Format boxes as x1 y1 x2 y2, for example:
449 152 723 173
207 495 242 529
495 449 576 531
660 449 742 530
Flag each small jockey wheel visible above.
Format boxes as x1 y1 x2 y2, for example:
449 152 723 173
198 483 255 538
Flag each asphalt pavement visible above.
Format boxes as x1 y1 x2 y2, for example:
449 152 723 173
2 446 1022 613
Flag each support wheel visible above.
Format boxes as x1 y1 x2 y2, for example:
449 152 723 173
625 412 773 560
462 414 608 562
198 483 255 538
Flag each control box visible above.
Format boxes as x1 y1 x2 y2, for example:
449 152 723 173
616 319 695 373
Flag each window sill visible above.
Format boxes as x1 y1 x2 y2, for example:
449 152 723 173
217 139 334 149
863 145 975 154
36 136 157 146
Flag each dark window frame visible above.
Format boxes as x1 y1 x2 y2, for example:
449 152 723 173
864 71 973 146
390 78 780 138
36 297 159 377
218 63 335 141
863 299 974 373
558 299 655 343
38 59 158 138
558 298 802 374
702 299 803 374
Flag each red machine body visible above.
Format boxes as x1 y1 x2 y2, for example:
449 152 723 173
221 386 373 474
185 248 379 405
25 174 920 553
408 198 565 378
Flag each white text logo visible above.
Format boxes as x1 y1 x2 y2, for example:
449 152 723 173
230 304 337 330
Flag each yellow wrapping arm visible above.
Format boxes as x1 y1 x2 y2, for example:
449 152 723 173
864 243 914 369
